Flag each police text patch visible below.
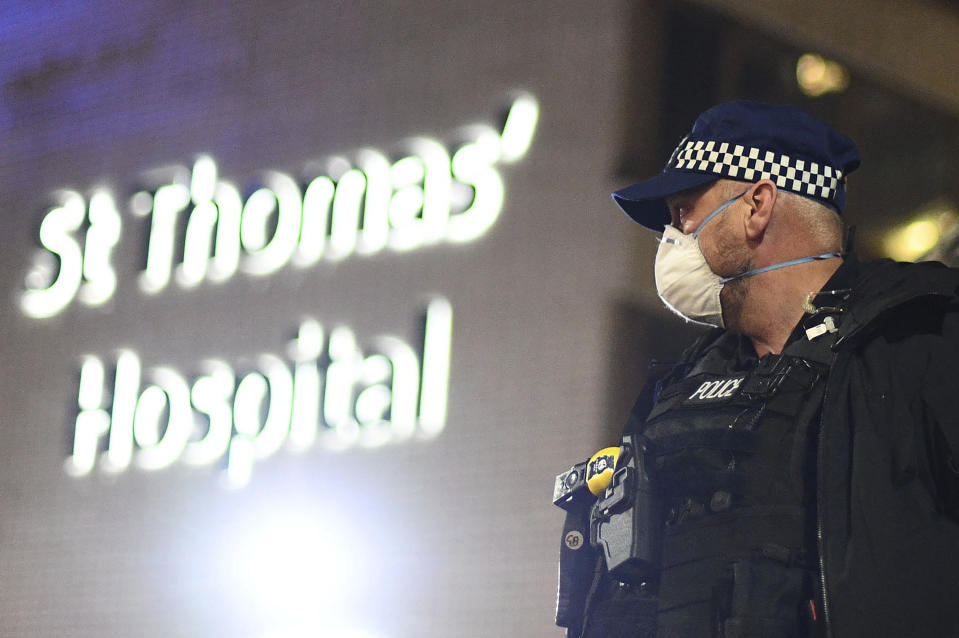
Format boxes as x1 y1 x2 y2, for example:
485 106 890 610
682 376 746 405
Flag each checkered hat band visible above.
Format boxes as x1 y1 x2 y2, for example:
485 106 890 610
670 139 843 202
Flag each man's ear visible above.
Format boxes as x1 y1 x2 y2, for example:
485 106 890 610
743 179 777 242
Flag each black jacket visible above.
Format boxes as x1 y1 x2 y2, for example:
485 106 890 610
627 257 959 637
815 258 959 637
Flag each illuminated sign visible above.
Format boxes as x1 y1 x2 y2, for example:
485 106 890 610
66 298 452 488
20 94 539 317
17 94 538 486
21 188 123 319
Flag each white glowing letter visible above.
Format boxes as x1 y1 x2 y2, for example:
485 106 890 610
374 336 420 442
323 326 363 448
295 176 334 267
448 127 505 243
240 171 303 276
208 180 243 281
66 355 112 476
103 350 141 472
388 139 452 251
355 354 394 447
411 138 451 245
419 297 453 436
355 149 391 255
388 156 427 251
178 157 242 287
287 319 325 451
21 191 86 318
230 372 266 487
499 93 539 163
134 367 193 471
179 203 218 287
79 189 122 306
185 360 236 466
252 354 294 459
230 355 293 484
328 169 366 260
139 182 191 294
225 436 254 489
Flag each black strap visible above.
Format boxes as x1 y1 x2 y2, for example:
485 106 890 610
650 428 759 457
578 564 657 638
655 467 747 498
660 505 807 568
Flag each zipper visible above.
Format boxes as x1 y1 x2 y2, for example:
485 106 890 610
816 361 835 638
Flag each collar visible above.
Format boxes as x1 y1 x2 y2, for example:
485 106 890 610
781 258 853 349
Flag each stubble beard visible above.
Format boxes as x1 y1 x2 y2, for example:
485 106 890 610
705 217 753 332
720 273 751 332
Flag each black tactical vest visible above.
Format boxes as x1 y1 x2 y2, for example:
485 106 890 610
579 329 836 638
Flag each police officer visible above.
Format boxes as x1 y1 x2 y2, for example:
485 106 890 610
558 102 959 637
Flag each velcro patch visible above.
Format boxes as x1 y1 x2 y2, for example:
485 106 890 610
682 376 746 405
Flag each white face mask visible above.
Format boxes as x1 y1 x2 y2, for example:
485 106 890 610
654 190 841 328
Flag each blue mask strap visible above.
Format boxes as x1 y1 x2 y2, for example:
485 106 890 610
691 190 749 240
720 252 842 284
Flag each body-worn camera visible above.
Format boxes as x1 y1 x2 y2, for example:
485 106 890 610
553 434 663 630
553 460 592 510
